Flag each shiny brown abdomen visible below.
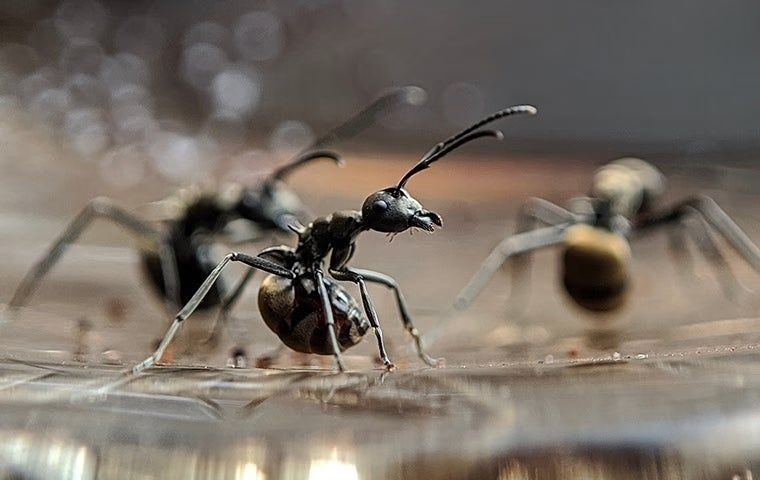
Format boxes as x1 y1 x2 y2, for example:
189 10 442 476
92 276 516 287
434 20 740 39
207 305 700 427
561 225 631 312
258 274 369 355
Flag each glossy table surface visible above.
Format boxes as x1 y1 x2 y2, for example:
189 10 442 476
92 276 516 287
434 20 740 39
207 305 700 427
1 141 759 479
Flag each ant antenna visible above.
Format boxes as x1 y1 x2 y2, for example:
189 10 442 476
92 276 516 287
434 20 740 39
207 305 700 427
397 105 537 189
266 86 427 185
310 86 427 149
269 150 343 183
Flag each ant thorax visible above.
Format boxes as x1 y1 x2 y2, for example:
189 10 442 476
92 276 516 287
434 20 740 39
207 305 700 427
591 165 646 218
591 158 666 219
296 210 365 266
141 182 244 225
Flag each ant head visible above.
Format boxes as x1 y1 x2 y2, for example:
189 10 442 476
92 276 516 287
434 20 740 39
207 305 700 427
361 105 538 234
238 87 428 234
362 188 442 233
237 151 342 233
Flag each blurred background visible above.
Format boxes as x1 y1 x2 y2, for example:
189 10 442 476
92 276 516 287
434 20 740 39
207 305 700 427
2 0 760 179
1 2 760 479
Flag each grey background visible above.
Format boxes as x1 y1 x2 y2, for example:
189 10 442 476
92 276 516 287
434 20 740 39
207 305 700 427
2 0 759 158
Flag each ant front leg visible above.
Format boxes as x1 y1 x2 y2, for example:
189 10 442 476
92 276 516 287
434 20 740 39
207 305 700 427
133 253 293 374
327 268 395 370
337 267 439 367
454 223 572 310
508 198 577 315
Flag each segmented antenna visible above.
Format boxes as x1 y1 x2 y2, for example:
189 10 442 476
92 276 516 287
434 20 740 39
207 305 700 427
397 105 537 189
269 150 343 182
310 86 427 149
267 86 427 183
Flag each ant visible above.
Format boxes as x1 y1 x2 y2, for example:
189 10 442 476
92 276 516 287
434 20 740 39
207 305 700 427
133 105 538 373
453 157 760 314
9 86 423 337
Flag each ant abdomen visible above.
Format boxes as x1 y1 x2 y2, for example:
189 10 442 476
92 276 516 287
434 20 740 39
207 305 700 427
561 225 631 312
140 245 222 310
258 273 369 355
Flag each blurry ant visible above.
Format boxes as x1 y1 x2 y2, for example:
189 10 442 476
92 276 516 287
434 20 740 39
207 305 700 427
133 105 538 373
453 157 760 314
9 87 424 332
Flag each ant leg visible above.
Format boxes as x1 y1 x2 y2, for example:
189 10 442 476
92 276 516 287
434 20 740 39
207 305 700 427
328 269 394 370
685 195 760 271
314 269 348 372
204 268 256 346
517 197 574 228
454 223 571 310
638 205 744 299
10 197 180 309
337 267 437 367
682 209 743 299
133 253 293 374
509 198 576 315
666 222 695 277
639 195 760 271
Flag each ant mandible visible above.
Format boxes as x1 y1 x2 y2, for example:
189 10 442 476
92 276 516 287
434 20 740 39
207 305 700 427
134 105 538 372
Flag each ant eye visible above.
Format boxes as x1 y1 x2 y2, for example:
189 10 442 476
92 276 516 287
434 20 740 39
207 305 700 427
373 200 388 212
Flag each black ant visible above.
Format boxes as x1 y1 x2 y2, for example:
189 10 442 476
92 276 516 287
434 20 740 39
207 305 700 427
133 105 538 373
9 87 423 331
453 157 760 314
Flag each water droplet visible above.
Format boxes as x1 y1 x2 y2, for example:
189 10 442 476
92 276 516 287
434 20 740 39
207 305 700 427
99 53 150 90
62 107 109 157
183 21 230 50
59 38 104 75
109 83 152 109
635 353 647 360
212 66 261 117
65 74 106 108
611 352 622 361
181 43 228 91
234 11 284 62
543 354 554 364
28 88 71 125
19 72 55 103
150 131 213 183
111 103 156 144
